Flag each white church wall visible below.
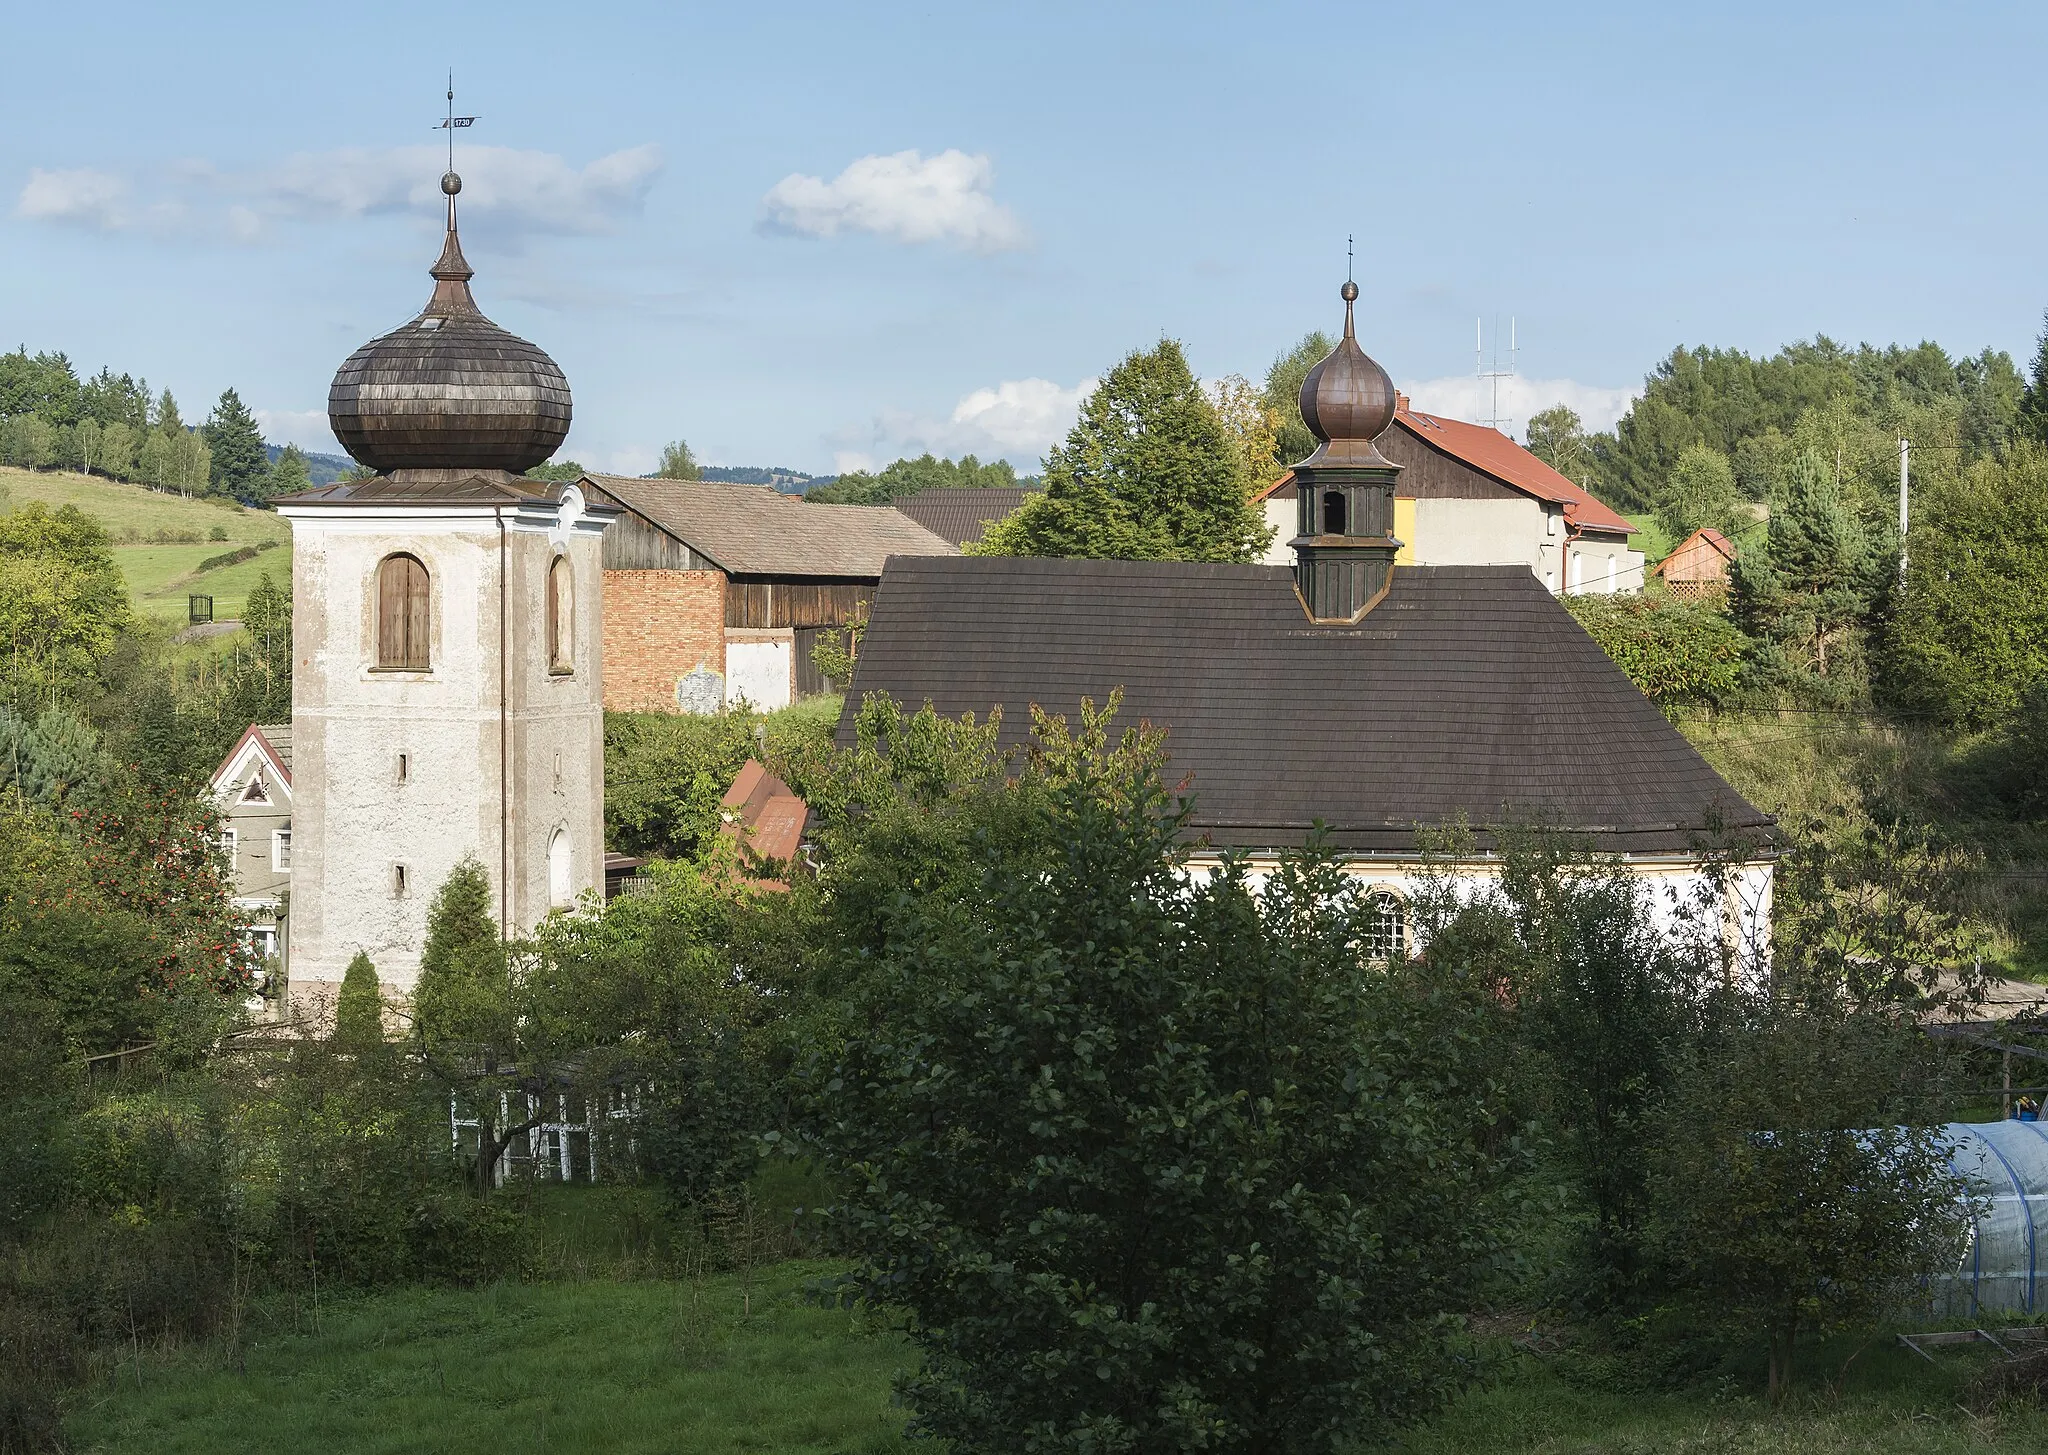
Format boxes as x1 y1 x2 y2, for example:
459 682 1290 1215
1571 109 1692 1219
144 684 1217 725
1183 853 1774 975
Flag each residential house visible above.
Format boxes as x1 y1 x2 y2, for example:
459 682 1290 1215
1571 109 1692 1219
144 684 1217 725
842 286 1774 951
1651 526 1738 599
1256 397 1643 595
893 486 1035 549
583 475 955 713
209 722 293 994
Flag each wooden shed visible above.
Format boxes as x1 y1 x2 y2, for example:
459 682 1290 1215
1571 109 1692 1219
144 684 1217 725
1650 527 1737 599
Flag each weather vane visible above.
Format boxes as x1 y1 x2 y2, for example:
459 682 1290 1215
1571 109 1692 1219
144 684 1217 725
436 72 477 171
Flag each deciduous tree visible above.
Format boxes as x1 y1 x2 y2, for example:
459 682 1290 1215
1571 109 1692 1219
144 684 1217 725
975 340 1271 562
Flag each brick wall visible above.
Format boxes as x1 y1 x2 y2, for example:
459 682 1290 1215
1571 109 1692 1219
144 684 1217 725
602 569 726 712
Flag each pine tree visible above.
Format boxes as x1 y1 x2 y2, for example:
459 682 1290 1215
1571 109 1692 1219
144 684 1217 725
1732 448 1875 681
976 340 1270 562
332 951 385 1048
2022 310 2048 445
203 388 268 499
264 444 312 501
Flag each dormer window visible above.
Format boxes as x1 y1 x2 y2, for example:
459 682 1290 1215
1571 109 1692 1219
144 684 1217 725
419 317 444 331
376 553 431 670
1322 491 1346 535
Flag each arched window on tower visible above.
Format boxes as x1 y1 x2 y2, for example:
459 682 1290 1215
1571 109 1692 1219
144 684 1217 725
1322 490 1347 535
1360 888 1408 964
376 553 431 670
547 555 574 675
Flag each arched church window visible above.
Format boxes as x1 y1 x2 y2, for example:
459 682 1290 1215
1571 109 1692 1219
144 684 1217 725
547 555 574 675
375 553 431 670
548 827 573 909
1360 888 1407 964
1322 490 1346 535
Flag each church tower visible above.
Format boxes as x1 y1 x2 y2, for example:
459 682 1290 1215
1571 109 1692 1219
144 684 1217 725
1291 279 1405 622
275 166 614 1008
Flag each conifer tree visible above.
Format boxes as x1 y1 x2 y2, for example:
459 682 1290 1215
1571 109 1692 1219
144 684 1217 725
332 951 385 1048
976 340 1270 562
2021 309 2048 445
203 388 268 498
265 443 312 501
1733 448 1876 680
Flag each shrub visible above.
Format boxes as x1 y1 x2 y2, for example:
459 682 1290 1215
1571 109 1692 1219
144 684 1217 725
1563 591 1747 705
804 703 1513 1452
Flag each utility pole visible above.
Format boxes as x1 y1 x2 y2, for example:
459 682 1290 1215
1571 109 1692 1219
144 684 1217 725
1897 437 1910 589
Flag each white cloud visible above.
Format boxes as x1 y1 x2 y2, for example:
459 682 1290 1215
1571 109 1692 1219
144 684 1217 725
16 168 129 228
14 144 663 241
253 408 340 453
1397 374 1639 442
760 149 1026 253
832 375 1094 474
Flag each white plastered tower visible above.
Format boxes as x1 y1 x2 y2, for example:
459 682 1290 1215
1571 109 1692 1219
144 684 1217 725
275 162 614 1009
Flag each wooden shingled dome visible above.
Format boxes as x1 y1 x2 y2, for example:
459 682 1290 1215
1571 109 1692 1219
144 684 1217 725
327 171 571 474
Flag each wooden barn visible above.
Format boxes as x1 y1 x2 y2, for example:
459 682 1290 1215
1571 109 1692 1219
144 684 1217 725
583 475 954 713
1650 526 1737 599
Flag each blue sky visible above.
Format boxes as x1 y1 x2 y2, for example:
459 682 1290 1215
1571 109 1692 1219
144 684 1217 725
3 0 2041 475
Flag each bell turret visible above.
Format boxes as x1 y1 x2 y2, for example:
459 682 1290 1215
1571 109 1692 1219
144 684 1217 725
1291 279 1403 623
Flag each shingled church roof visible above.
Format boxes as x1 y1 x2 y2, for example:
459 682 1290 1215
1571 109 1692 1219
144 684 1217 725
838 557 1772 855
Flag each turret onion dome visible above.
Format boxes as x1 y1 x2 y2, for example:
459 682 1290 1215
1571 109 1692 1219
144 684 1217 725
1297 279 1398 467
327 170 571 474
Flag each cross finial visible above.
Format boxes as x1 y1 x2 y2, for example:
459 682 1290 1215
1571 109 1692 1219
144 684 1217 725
1347 234 1354 283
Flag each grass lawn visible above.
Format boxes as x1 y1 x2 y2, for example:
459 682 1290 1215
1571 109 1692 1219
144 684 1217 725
1390 1332 2048 1454
66 1261 914 1455
0 465 287 545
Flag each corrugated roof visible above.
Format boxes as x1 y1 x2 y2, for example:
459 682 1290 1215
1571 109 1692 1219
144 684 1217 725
587 475 956 577
1257 408 1637 537
839 556 1771 854
893 487 1034 547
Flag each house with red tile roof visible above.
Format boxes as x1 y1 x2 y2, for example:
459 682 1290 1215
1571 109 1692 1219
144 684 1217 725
1256 398 1644 596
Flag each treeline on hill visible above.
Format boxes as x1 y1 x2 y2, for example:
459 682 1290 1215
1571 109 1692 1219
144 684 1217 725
0 346 311 503
3 685 2009 1447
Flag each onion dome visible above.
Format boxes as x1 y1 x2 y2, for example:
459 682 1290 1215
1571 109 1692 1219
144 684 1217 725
327 171 571 474
1297 280 1398 467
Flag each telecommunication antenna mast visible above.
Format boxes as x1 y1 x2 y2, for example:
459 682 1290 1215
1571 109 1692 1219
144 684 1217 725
1476 316 1517 434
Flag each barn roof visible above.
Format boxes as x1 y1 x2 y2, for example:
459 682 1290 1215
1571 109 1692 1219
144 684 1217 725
1258 406 1638 537
892 487 1035 547
839 556 1771 855
586 475 955 578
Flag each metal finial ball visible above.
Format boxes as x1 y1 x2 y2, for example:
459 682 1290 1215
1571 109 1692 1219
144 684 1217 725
442 171 462 197
1340 280 1359 303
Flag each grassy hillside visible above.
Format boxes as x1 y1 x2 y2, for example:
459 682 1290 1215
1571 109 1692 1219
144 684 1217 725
1 465 291 623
